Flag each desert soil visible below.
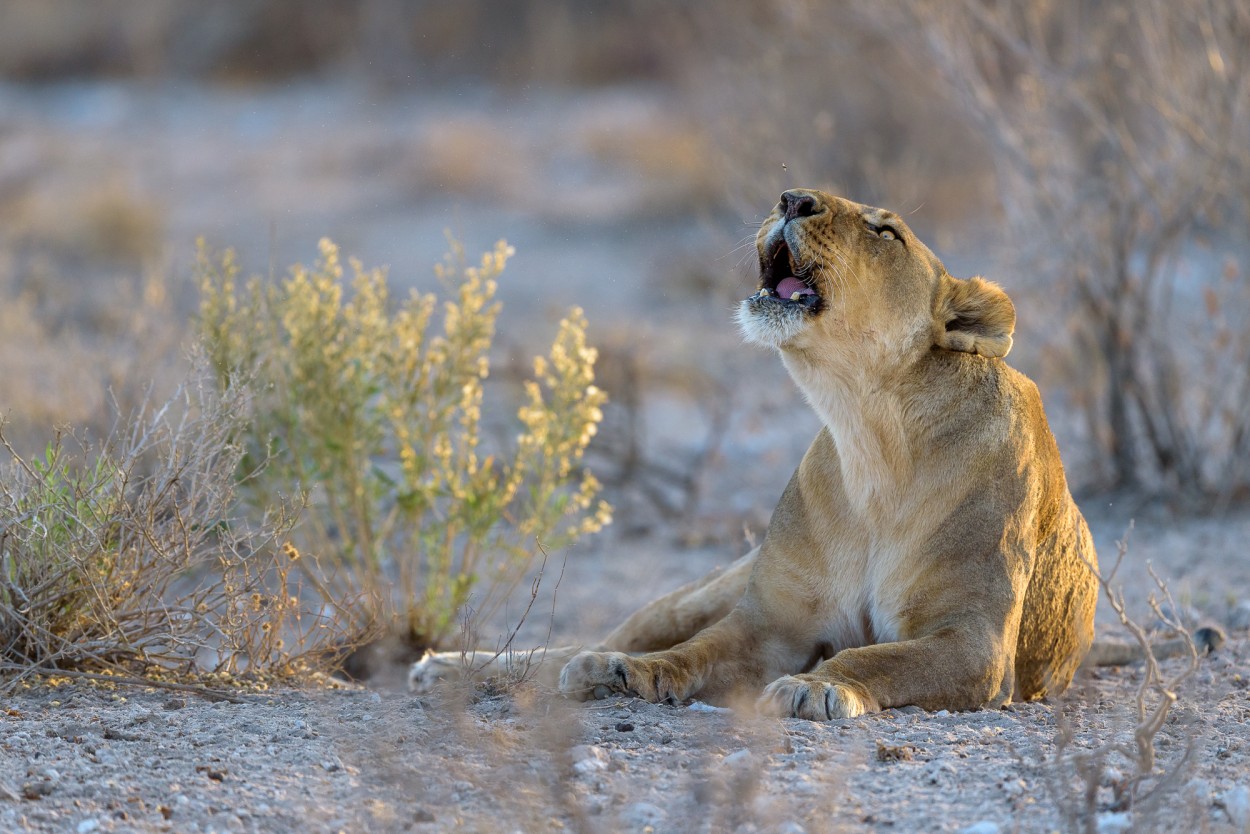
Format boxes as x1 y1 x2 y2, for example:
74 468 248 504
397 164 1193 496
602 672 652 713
4 509 1250 834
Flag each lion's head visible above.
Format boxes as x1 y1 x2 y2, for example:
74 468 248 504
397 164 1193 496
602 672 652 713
736 189 1015 364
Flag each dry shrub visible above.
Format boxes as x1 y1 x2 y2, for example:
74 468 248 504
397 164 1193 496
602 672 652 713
8 180 164 263
0 366 360 689
907 0 1250 497
1041 528 1205 832
197 237 611 649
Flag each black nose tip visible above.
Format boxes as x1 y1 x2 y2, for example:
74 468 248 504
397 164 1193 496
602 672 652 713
780 190 818 221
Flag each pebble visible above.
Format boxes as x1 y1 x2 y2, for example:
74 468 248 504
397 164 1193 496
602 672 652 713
76 820 100 834
1221 784 1250 829
687 702 732 714
959 822 1000 834
775 823 807 834
571 745 610 774
1095 811 1132 834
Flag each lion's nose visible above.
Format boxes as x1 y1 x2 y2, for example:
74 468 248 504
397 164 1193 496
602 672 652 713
780 190 819 221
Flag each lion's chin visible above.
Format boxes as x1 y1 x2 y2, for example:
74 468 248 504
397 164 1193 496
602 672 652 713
735 298 813 349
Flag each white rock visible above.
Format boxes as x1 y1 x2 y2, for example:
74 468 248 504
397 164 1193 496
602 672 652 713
1221 784 1250 829
688 701 733 714
959 822 1000 834
1095 811 1132 834
571 745 610 774
76 820 100 834
722 748 753 768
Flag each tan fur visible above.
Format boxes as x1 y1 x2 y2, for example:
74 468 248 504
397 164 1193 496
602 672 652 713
412 190 1101 719
556 190 1100 717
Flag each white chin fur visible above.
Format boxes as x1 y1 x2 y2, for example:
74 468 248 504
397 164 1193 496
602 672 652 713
735 300 810 349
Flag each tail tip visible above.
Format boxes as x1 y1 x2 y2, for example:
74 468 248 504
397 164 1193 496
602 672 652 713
1195 625 1226 655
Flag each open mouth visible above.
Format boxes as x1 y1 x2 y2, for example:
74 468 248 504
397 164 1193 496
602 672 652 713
746 239 822 311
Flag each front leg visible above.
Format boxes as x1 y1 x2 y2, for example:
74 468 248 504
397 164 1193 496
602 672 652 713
560 607 783 704
757 622 1012 720
558 651 699 703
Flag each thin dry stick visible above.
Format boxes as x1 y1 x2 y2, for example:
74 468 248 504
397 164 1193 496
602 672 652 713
463 540 568 685
1065 522 1200 814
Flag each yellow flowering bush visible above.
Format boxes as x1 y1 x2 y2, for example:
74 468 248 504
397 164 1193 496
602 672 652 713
198 238 610 645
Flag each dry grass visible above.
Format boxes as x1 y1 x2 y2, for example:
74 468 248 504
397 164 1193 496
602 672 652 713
0 363 364 692
1040 527 1206 832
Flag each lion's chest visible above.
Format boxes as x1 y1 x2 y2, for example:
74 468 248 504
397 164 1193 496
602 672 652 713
806 531 923 656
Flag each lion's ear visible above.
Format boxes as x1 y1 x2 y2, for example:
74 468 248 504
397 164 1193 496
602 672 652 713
933 275 1016 358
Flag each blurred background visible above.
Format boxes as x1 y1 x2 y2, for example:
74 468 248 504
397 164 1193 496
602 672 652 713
2 0 1248 542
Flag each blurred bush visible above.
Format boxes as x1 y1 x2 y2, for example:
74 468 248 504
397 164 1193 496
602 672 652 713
906 0 1250 498
197 237 611 647
0 0 677 86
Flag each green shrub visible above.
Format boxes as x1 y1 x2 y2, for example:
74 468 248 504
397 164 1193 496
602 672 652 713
197 238 611 646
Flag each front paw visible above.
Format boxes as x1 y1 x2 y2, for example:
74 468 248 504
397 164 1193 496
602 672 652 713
757 674 868 721
559 652 692 704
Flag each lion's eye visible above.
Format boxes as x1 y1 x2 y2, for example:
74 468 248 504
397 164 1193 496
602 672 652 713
878 227 898 241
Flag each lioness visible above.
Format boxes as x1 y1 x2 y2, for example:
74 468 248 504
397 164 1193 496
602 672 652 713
412 189 1100 719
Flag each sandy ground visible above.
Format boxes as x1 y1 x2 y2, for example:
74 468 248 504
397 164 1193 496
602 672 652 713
4 507 1250 834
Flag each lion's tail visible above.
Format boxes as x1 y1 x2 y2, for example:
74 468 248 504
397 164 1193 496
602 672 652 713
1083 625 1226 667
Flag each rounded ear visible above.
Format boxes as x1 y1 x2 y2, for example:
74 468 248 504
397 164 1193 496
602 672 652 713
933 275 1016 358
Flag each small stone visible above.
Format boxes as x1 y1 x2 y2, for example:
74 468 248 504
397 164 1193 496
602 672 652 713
1095 811 1132 834
1220 785 1250 829
21 781 55 800
876 741 917 762
413 808 436 823
615 722 635 732
687 701 732 714
320 757 342 773
775 823 807 834
722 748 753 768
959 822 1001 834
76 820 100 833
571 745 610 774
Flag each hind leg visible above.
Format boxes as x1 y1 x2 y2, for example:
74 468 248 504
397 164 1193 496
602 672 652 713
408 549 755 692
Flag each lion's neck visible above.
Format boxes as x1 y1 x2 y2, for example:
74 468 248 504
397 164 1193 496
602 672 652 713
783 355 917 519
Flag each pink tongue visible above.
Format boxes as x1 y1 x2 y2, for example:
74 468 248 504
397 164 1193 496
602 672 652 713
776 276 814 298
